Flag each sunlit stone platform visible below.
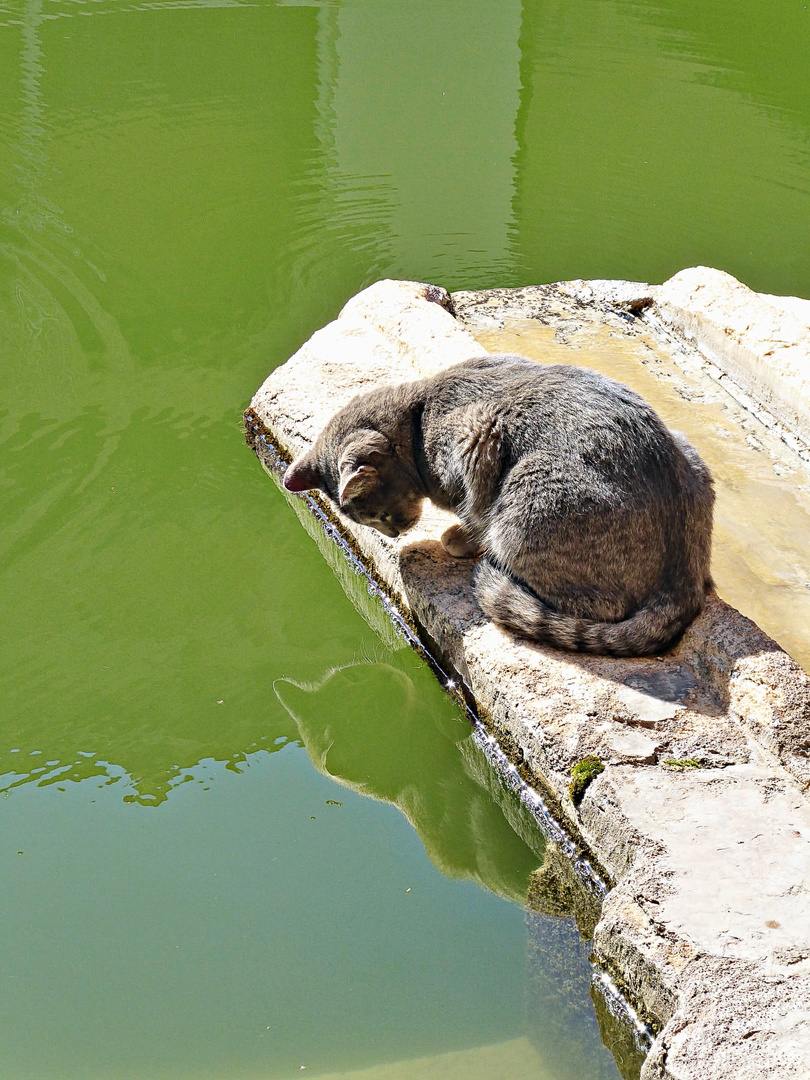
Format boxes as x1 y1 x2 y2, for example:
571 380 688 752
246 272 810 1080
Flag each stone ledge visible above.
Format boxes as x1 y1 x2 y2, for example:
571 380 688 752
247 275 810 1080
653 266 810 453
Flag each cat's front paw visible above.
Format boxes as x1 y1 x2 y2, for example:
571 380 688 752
441 523 481 558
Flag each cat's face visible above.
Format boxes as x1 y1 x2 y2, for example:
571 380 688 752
338 479 423 538
283 428 423 538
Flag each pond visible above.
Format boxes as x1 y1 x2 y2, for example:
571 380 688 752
1 1 808 1078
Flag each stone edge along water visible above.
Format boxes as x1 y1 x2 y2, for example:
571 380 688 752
245 271 810 1080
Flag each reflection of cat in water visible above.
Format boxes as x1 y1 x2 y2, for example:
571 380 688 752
273 658 544 902
284 354 714 657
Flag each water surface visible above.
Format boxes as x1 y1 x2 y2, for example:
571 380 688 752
2 0 809 1076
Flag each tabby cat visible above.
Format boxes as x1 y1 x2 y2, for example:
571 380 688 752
283 354 714 657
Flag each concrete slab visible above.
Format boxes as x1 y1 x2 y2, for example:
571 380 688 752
245 275 810 1080
654 266 810 453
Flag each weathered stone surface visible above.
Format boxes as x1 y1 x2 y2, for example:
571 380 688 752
654 266 810 451
454 277 810 676
247 277 810 1080
643 958 810 1080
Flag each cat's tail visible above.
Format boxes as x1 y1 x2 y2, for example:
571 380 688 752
472 558 702 658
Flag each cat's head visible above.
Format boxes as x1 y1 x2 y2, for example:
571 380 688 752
283 428 423 539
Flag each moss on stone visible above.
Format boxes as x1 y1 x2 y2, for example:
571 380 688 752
662 758 702 771
569 757 605 806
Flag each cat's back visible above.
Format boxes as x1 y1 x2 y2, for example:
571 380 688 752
427 354 673 465
429 354 651 417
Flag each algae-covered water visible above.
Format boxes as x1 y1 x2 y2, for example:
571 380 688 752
1 2 809 1078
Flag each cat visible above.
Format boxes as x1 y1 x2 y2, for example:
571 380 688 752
282 354 714 657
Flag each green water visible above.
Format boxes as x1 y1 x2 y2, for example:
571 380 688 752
1 1 808 1077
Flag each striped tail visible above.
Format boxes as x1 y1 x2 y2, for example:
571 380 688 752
473 558 701 658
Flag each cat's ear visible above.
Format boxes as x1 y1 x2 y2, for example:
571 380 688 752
283 451 322 493
338 463 378 504
337 430 390 505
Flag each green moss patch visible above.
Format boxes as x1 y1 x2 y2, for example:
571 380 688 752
569 757 605 806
